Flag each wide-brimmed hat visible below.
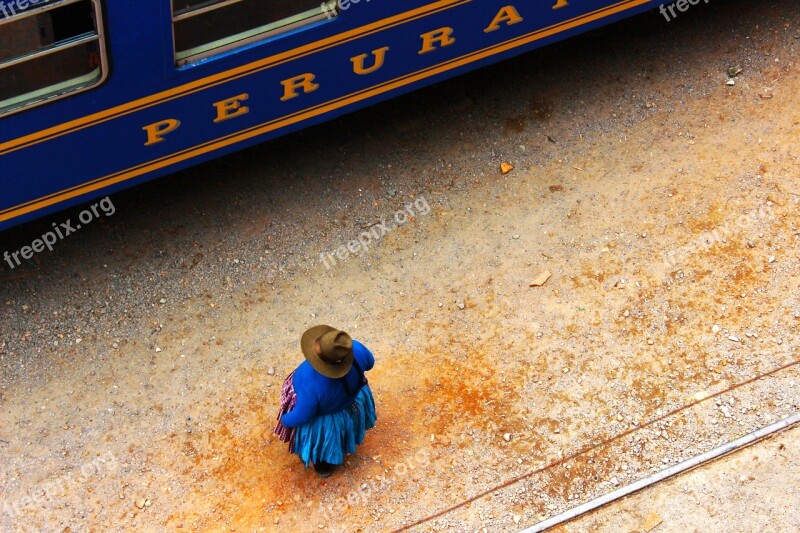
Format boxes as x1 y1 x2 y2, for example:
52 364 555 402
301 325 354 378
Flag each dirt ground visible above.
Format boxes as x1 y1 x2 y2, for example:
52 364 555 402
1 0 798 531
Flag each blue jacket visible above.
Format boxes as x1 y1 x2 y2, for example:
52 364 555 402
281 340 375 428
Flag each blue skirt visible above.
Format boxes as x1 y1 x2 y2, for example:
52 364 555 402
293 385 377 467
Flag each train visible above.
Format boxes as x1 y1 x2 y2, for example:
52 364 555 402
0 0 655 231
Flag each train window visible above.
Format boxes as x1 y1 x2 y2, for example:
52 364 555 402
173 0 336 66
0 0 106 116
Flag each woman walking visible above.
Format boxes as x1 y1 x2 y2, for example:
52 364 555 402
275 325 377 477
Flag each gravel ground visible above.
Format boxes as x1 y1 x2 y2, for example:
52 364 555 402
560 424 800 533
1 0 798 531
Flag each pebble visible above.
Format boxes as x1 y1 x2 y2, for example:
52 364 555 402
623 310 630 318
712 325 720 333
267 367 275 376
135 498 146 509
513 514 521 525
503 433 511 442
728 335 741 343
768 255 776 263
513 234 520 240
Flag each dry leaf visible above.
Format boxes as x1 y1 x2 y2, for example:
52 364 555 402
529 270 552 287
643 511 663 531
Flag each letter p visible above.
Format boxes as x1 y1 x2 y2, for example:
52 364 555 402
42 231 58 251
143 119 181 146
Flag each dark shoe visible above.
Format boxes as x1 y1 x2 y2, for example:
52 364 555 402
314 461 336 478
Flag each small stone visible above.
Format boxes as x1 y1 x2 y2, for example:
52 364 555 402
768 256 776 263
623 310 630 317
647 339 654 345
457 302 466 310
268 367 275 376
513 515 521 525
728 335 741 343
726 79 736 86
712 325 720 333
616 414 624 422
135 498 146 509
503 433 511 442
155 346 162 353
610 476 619 486
500 162 514 174
159 298 166 304
513 234 520 240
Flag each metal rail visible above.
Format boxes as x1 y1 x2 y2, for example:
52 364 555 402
522 412 800 532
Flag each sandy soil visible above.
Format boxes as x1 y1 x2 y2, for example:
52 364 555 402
1 0 798 531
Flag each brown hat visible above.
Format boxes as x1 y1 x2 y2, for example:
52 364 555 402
301 325 354 378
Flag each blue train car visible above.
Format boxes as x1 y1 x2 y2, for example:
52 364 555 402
0 0 655 230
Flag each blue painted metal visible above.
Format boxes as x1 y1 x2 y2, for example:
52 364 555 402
0 0 656 230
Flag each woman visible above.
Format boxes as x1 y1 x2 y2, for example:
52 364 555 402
275 325 377 477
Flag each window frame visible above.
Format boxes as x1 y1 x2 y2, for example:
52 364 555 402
172 0 338 67
0 0 108 118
